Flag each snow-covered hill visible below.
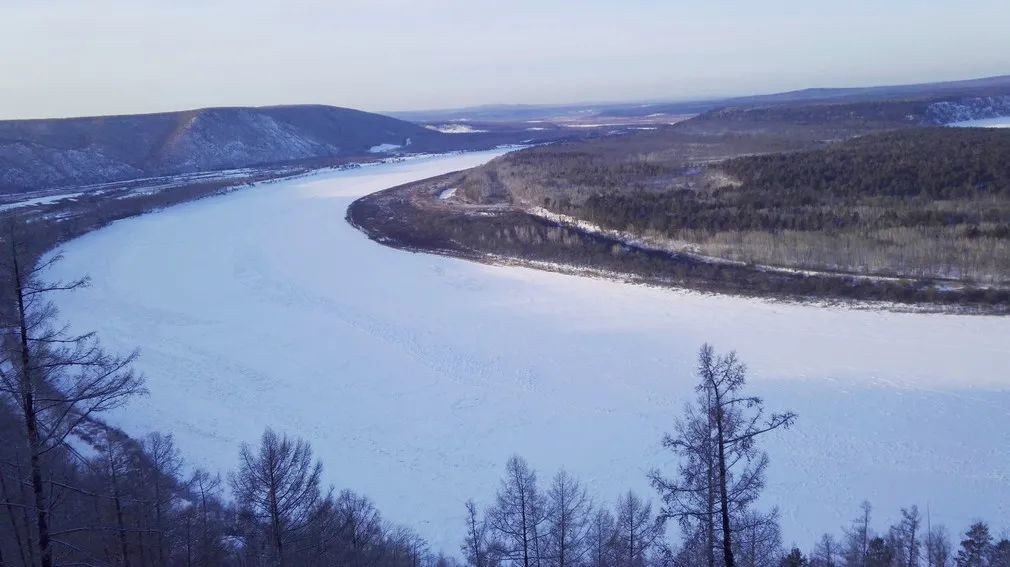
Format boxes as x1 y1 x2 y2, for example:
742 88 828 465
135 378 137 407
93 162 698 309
0 105 431 192
927 95 1010 124
45 151 1010 553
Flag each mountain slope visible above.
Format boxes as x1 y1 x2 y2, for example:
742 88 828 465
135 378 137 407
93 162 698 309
0 105 433 193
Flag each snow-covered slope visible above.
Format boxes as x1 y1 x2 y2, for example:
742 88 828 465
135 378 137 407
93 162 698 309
0 105 430 192
46 151 1010 553
927 95 1010 124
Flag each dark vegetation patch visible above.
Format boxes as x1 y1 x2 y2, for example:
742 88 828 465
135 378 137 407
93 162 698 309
347 174 1010 311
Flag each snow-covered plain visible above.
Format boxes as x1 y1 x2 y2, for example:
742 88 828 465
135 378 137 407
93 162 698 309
47 150 1010 553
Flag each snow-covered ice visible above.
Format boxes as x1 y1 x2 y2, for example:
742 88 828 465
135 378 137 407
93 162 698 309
949 116 1010 128
46 150 1010 553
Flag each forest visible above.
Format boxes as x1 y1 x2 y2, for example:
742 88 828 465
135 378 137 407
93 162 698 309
3 223 1007 567
348 172 1010 309
556 128 1010 283
430 122 1010 297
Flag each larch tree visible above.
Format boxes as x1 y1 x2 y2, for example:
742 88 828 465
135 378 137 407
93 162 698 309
586 508 617 567
545 469 591 567
489 455 550 567
230 427 324 567
464 499 496 567
843 501 874 567
735 508 783 567
810 533 840 567
613 490 659 567
142 431 183 565
924 524 952 567
652 344 796 567
891 505 921 567
0 227 145 567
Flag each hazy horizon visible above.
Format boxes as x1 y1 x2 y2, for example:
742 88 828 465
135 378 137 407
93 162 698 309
4 0 1010 120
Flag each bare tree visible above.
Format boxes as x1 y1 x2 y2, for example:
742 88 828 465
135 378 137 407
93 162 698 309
924 525 951 567
735 508 783 567
185 468 229 566
545 469 591 567
613 491 659 567
488 456 550 567
335 490 387 567
0 229 145 567
810 533 841 567
652 344 796 567
141 431 182 565
649 379 718 567
586 508 617 567
464 499 496 567
890 506 921 567
230 428 324 566
843 501 874 567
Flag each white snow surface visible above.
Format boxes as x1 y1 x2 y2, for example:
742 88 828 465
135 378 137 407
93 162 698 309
424 124 489 134
368 143 402 153
46 150 1010 553
0 191 85 211
949 116 1010 128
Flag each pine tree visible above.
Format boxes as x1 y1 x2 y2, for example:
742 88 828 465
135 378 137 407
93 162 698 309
955 523 992 567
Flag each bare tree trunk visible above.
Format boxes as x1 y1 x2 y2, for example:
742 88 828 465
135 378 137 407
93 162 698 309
12 245 52 567
109 446 132 567
0 466 30 567
267 468 285 567
154 480 164 567
17 459 37 567
706 386 717 567
714 402 735 567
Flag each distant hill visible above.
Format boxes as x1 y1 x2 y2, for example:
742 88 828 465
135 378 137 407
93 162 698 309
605 74 1010 118
392 74 1010 124
0 105 440 193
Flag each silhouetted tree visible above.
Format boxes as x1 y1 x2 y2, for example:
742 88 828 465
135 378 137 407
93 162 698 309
230 428 325 566
955 522 992 567
0 229 144 567
652 344 796 567
488 456 550 567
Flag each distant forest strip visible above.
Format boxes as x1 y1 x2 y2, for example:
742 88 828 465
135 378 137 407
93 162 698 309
548 128 1010 283
346 173 1010 311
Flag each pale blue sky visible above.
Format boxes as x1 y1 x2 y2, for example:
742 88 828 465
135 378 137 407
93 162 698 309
3 0 1009 119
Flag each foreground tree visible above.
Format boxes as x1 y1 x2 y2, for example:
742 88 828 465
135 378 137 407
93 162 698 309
613 491 659 567
489 456 550 567
464 499 497 567
230 428 325 566
955 522 992 567
781 548 809 567
890 505 922 567
585 508 617 567
545 469 591 567
924 524 952 567
843 501 874 567
0 229 144 567
810 533 840 567
652 344 796 567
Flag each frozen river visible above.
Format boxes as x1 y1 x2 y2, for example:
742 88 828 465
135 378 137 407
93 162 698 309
48 149 1010 553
